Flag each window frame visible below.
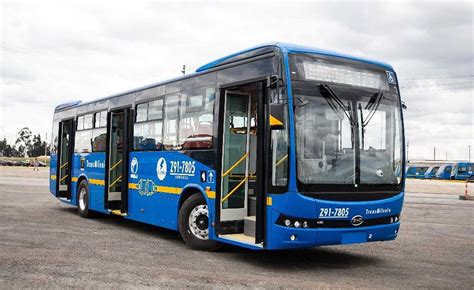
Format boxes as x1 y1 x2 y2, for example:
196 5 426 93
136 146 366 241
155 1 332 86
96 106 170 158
133 97 165 151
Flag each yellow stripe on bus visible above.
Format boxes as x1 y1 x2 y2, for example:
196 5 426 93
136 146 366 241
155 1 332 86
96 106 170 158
50 175 57 180
266 196 273 206
90 179 105 186
153 185 180 194
128 182 216 199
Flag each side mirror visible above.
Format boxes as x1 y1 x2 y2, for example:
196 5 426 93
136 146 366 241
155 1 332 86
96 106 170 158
270 103 285 130
401 101 407 110
266 75 281 89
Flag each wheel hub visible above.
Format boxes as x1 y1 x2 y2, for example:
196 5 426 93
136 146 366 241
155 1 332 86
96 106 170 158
79 188 86 211
188 205 209 240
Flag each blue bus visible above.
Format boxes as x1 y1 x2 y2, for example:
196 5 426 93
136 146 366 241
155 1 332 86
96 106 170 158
450 162 474 180
435 164 453 179
50 43 405 250
406 166 429 179
424 166 439 179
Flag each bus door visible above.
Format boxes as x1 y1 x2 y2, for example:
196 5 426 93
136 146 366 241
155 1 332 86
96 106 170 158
218 82 270 245
220 91 252 223
105 108 130 214
57 119 74 199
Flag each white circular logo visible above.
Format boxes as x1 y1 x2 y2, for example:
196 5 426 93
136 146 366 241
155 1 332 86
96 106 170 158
131 157 139 174
156 157 167 181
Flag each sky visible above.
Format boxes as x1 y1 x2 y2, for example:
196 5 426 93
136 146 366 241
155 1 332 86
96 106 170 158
1 0 473 161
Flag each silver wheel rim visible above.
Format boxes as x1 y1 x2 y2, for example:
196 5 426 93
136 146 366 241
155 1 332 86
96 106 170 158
188 204 209 240
79 187 86 211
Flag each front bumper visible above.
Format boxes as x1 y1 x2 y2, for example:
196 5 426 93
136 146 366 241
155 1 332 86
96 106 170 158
266 192 404 250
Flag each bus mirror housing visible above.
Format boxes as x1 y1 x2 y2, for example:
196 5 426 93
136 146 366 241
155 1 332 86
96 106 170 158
266 75 281 89
270 103 285 130
401 101 407 110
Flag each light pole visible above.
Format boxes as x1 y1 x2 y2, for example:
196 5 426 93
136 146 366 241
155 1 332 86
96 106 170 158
469 145 471 162
406 140 409 163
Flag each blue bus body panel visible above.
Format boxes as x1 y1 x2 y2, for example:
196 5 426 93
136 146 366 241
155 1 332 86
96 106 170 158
424 166 439 179
71 153 108 214
266 192 403 250
436 165 452 179
126 151 216 232
451 162 474 180
49 154 57 195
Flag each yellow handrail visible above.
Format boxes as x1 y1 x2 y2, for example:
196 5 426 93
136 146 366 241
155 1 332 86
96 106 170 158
223 153 248 177
222 176 248 202
109 159 122 172
60 162 68 169
109 175 122 188
275 154 288 167
59 174 68 182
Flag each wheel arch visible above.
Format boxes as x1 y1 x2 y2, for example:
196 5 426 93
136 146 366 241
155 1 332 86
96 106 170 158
178 184 210 211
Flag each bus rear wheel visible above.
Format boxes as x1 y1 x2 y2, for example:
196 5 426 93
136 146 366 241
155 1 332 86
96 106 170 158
77 180 94 218
178 194 220 251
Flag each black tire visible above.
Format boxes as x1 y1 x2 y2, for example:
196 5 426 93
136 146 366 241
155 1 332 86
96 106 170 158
77 180 94 218
178 194 221 251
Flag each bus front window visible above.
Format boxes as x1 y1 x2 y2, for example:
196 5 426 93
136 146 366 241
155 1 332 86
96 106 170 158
295 94 355 184
290 53 404 192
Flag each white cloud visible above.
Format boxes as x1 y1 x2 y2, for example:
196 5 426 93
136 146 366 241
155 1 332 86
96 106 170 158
0 1 472 160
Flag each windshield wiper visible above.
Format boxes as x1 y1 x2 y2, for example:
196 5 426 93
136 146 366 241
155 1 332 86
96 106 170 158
319 84 356 126
362 90 384 127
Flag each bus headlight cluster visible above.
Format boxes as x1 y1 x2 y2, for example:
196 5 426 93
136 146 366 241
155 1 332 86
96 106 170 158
390 215 400 223
282 218 309 228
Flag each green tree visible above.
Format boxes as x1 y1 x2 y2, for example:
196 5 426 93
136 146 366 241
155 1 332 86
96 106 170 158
15 127 33 157
0 138 7 155
28 134 49 157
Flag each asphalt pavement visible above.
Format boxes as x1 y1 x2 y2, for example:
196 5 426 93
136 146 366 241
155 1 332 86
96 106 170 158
0 168 473 288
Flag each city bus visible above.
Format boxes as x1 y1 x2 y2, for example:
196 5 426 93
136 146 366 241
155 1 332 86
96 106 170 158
450 162 474 180
49 42 405 251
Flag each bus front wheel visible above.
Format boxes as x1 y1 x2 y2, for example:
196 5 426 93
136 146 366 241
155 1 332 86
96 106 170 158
77 180 94 218
178 194 220 251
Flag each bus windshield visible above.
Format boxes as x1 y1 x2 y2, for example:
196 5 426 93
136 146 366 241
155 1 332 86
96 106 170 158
290 54 403 191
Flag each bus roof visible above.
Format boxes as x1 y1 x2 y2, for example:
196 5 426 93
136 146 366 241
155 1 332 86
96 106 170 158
196 42 394 72
55 42 394 112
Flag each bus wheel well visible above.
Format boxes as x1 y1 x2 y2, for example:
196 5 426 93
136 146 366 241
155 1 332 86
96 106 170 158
179 188 205 210
76 176 88 204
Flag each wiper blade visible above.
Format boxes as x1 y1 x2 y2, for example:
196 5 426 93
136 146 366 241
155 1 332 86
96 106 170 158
319 84 356 125
362 90 384 127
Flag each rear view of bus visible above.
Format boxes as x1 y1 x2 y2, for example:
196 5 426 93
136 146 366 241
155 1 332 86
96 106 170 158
266 47 405 249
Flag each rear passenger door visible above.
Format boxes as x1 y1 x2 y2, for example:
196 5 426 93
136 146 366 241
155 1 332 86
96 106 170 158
57 119 74 199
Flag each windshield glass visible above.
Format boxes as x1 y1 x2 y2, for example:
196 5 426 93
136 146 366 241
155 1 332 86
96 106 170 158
291 54 403 191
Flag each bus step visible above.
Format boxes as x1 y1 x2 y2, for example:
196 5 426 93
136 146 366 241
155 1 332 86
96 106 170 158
110 209 127 217
244 216 256 237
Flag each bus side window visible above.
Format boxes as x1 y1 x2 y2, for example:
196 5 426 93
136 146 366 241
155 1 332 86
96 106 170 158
179 87 215 150
270 88 289 187
75 130 92 153
133 99 164 151
51 120 59 154
163 95 180 150
77 116 84 131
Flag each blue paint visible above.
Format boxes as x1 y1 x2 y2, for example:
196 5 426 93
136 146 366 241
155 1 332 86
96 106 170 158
266 192 403 249
450 162 474 180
